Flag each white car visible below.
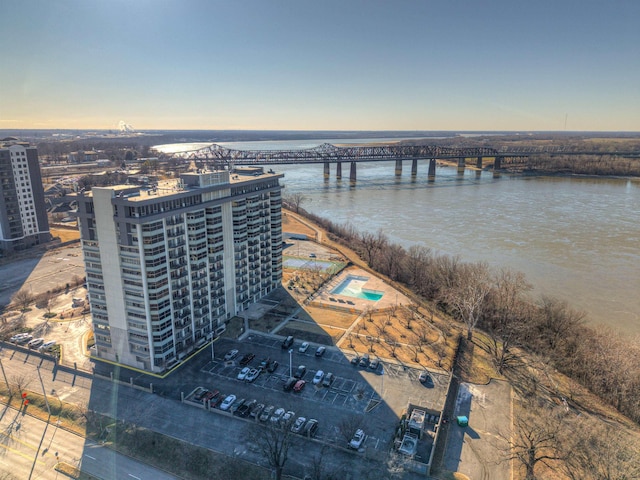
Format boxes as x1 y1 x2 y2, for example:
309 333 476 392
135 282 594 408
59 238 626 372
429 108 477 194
219 394 236 411
282 410 295 425
312 370 324 385
270 407 285 424
39 340 57 352
298 342 309 353
291 416 306 433
237 367 251 380
245 368 260 382
28 338 44 349
349 429 366 449
224 349 239 361
10 333 32 344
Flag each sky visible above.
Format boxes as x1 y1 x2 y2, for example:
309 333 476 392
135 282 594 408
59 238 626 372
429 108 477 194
1 0 639 132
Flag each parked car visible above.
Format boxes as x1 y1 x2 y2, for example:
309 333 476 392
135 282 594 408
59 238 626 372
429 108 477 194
283 377 297 391
223 349 239 361
234 399 255 418
349 429 366 449
193 387 208 401
270 407 285 424
203 389 220 403
293 379 306 392
369 358 380 370
230 398 246 414
237 367 251 380
219 394 236 411
304 419 319 438
419 370 433 385
39 340 57 352
315 346 326 357
312 370 324 385
28 338 44 349
359 353 370 367
350 355 360 365
291 416 307 433
245 368 260 382
282 411 295 426
259 357 270 370
259 405 275 422
267 360 279 373
250 403 265 419
298 342 309 353
322 372 335 387
309 253 316 258
239 353 255 365
10 333 32 344
281 335 294 349
294 365 307 379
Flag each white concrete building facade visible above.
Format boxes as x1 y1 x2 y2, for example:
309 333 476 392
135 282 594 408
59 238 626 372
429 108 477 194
76 168 283 372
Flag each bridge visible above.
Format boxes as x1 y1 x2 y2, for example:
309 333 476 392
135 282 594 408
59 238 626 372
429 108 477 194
174 143 638 180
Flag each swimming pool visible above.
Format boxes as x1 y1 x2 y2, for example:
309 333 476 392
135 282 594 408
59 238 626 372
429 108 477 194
331 275 384 301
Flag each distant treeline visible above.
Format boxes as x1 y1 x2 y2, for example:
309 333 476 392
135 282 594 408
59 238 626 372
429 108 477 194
507 154 640 177
289 204 640 424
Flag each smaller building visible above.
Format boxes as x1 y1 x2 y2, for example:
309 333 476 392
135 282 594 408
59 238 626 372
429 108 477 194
0 138 51 254
68 150 99 163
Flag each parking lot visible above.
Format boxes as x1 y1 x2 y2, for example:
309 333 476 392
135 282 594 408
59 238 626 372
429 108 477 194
152 332 450 459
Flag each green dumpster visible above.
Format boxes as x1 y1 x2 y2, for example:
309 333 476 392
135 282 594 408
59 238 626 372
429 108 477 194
456 416 469 427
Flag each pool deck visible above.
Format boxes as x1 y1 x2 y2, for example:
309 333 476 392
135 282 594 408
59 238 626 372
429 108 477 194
313 267 411 312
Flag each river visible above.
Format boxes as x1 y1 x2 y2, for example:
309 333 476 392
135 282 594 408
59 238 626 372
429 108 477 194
155 139 640 335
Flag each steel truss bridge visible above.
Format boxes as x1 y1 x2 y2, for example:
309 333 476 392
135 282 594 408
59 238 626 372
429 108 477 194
177 143 637 165
173 143 639 179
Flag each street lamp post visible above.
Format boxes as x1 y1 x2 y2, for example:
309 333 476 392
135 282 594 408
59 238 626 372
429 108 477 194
288 349 293 378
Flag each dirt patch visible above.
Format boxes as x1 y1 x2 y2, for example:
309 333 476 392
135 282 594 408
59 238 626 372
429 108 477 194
302 305 357 329
282 211 316 237
51 228 81 243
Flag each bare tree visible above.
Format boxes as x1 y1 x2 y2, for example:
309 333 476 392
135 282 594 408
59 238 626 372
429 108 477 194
285 193 306 213
38 290 56 316
337 414 364 444
560 416 640 480
384 335 399 357
11 290 34 312
442 261 492 341
250 421 294 480
483 269 532 373
501 406 565 480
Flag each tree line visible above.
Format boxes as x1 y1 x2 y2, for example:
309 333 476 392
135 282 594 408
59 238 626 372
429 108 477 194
288 203 640 425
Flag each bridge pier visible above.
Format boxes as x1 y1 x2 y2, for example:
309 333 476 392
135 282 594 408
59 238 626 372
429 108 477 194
476 156 483 169
411 159 418 176
428 158 436 181
336 162 342 179
457 157 465 174
395 159 402 176
350 162 357 182
323 162 330 178
494 156 503 170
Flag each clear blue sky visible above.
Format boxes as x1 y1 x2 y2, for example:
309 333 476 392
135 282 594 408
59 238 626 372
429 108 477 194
2 0 639 131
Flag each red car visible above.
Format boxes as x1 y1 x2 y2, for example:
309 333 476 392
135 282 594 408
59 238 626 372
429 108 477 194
293 379 306 392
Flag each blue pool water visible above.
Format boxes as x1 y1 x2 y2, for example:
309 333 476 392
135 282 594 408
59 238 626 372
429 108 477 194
331 275 384 301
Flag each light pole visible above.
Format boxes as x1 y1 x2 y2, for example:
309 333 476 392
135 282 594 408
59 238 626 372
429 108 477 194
288 349 293 378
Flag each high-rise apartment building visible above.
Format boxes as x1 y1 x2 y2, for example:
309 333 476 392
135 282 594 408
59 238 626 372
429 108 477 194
76 168 284 372
0 138 51 254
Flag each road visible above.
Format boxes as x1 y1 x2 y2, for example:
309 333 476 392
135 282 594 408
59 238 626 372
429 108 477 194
0 404 178 480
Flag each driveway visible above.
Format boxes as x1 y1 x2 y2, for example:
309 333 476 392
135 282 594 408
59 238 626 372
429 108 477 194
444 380 512 480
